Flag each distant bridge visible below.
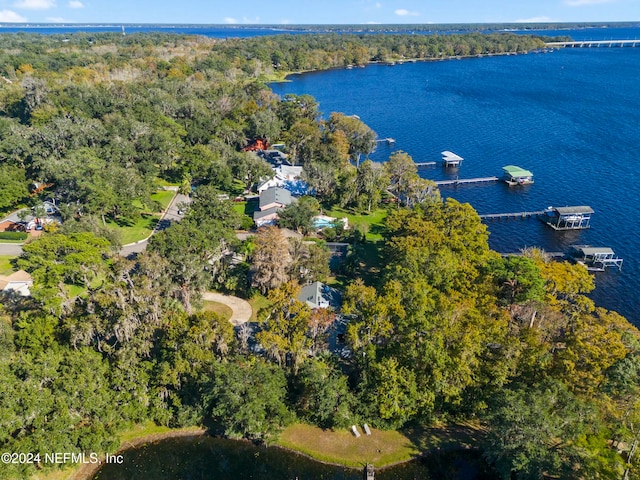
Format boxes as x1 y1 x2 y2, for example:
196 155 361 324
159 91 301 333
546 39 639 48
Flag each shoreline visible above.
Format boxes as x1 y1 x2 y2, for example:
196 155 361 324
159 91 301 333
268 48 547 83
46 422 483 480
66 428 206 480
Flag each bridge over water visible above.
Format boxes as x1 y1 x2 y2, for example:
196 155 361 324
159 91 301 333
546 39 639 48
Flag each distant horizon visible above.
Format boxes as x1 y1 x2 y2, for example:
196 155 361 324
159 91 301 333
0 21 638 27
0 0 638 26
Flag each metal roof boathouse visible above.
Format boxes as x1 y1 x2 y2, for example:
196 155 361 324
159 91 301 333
571 246 623 271
502 165 534 186
542 206 594 230
441 151 463 167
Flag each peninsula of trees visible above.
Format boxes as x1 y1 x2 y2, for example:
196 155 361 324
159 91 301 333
1 31 639 480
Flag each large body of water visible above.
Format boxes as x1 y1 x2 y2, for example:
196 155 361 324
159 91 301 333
271 30 640 325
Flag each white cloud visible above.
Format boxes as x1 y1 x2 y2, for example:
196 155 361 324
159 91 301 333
375 2 382 7
46 16 66 22
13 0 55 10
224 17 237 24
242 16 260 23
280 19 291 24
0 9 27 21
68 0 83 8
565 0 614 5
394 8 419 16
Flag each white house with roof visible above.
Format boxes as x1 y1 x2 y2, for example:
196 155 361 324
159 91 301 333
257 165 304 193
0 270 33 296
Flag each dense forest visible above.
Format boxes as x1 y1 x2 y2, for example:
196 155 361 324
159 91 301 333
1 31 640 480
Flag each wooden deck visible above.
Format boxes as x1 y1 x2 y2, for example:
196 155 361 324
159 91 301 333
436 176 499 186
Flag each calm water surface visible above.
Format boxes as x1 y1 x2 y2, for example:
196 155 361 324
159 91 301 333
92 435 494 480
271 34 640 324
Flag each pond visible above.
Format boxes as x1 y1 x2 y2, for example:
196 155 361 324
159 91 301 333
92 435 497 480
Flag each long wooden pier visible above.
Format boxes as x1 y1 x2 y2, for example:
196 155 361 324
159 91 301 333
415 162 436 167
479 210 546 220
435 176 498 186
546 39 639 48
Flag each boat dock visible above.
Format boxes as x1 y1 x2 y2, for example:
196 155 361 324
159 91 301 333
479 210 546 220
436 176 499 186
441 150 464 167
480 206 594 231
571 245 623 271
376 138 395 144
415 162 436 168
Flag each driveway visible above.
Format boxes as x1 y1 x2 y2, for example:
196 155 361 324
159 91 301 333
202 292 253 326
0 243 24 256
119 192 191 257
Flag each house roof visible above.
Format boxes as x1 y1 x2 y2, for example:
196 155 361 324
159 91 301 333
298 281 342 309
259 187 293 210
0 270 33 291
253 206 281 221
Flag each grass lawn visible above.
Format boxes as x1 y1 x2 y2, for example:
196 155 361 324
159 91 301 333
202 300 233 321
276 423 419 468
248 293 271 322
0 255 17 275
323 207 389 241
106 215 158 244
150 190 176 211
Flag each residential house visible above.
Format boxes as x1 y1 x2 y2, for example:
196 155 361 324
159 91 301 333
257 165 304 193
297 281 342 310
0 270 33 296
253 187 296 227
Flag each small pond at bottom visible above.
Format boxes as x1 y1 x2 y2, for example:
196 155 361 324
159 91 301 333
92 435 497 480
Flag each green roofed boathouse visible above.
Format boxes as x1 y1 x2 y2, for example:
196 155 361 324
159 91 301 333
502 165 534 186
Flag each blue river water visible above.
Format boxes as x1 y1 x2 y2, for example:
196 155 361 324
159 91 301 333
1 23 637 323
270 32 640 325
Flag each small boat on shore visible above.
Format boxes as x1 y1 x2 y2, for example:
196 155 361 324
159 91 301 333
502 165 534 186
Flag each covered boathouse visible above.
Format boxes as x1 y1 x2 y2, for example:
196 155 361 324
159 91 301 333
502 165 534 186
571 246 623 271
542 206 594 230
441 150 463 167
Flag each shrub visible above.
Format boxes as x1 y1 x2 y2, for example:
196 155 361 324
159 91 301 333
0 231 28 241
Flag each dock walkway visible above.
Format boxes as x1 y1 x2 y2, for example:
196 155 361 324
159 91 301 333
479 210 546 220
436 176 498 186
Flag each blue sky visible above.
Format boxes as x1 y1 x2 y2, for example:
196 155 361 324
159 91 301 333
0 0 637 24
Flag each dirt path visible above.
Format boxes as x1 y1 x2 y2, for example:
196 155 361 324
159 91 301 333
202 292 253 326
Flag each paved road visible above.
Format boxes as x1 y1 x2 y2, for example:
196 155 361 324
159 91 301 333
0 243 24 256
119 192 191 257
202 291 253 326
